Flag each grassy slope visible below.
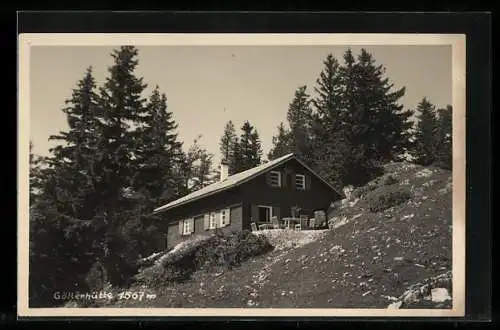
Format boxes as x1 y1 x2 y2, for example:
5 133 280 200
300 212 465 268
106 162 452 308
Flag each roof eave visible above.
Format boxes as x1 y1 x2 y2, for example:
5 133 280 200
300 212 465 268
153 153 295 214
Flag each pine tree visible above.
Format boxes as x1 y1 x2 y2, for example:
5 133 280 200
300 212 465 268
29 141 44 201
46 66 102 219
29 68 104 306
435 105 452 170
237 121 262 172
193 150 215 189
310 53 348 188
286 85 313 161
127 86 183 256
268 122 291 160
412 97 439 166
350 49 413 162
219 120 238 174
232 136 244 174
178 135 215 193
94 46 149 286
249 128 263 166
133 85 183 205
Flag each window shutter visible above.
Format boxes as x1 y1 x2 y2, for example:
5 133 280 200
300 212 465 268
203 213 210 230
306 174 312 190
266 172 272 186
189 218 195 233
178 220 183 235
251 205 259 223
216 211 223 228
225 208 231 226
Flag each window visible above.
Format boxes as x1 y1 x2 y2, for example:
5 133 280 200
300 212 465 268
295 174 306 190
221 209 227 226
183 220 191 235
209 212 217 229
181 218 193 235
269 171 281 187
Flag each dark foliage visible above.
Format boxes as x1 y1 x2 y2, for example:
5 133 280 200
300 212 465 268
28 46 211 307
382 174 399 186
351 183 379 200
365 185 412 212
136 230 273 287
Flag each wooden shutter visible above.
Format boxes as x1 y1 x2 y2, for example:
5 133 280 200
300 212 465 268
251 205 259 223
272 206 280 220
225 208 231 226
306 174 312 190
203 213 210 230
216 211 223 228
189 218 195 233
178 220 183 235
266 172 272 186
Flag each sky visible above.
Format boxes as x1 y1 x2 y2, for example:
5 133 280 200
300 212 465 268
29 45 452 164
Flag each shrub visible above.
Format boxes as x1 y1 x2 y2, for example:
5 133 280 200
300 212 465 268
366 185 412 212
134 230 273 287
351 183 378 199
382 174 399 186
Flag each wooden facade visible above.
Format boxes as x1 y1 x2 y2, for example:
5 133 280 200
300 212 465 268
157 156 342 249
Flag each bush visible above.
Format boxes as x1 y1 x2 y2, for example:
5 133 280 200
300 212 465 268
135 230 273 287
351 183 378 199
366 185 412 212
194 229 273 270
382 174 399 186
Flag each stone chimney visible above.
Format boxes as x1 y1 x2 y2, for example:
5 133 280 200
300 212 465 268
220 162 229 182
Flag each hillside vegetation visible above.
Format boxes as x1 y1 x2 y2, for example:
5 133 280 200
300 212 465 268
80 161 452 309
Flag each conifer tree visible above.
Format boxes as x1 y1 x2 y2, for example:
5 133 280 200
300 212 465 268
249 128 263 166
219 120 238 174
133 86 183 205
178 136 215 193
268 122 291 160
94 46 149 286
412 97 439 166
237 121 262 172
435 105 453 170
127 86 183 256
349 49 413 162
310 53 348 188
232 136 244 174
29 68 103 306
286 85 313 161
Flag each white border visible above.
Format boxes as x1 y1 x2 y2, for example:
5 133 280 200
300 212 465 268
17 33 466 318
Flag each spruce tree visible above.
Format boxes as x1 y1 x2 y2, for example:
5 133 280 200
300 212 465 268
29 68 104 306
128 86 183 256
237 121 262 172
286 85 313 161
310 53 348 188
232 137 244 174
268 122 291 160
133 85 183 205
350 49 413 162
219 120 238 174
178 136 215 193
412 97 439 166
435 105 452 169
94 46 149 286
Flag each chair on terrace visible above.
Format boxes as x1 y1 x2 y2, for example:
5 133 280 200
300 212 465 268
271 216 280 229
